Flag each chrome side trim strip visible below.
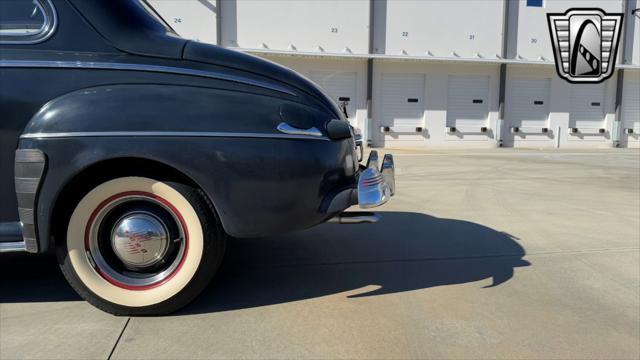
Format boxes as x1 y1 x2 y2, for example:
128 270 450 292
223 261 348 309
20 131 329 141
0 60 297 96
15 149 46 253
327 211 380 224
14 177 40 194
276 122 323 137
0 242 27 253
15 148 46 162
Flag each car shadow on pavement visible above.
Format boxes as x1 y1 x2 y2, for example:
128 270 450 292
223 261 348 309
0 253 79 303
0 211 530 310
181 211 530 315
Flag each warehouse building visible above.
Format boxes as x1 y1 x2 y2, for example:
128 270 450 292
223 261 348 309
149 0 640 149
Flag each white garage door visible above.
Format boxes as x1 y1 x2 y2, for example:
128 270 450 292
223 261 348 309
310 71 357 119
621 73 640 134
570 84 606 129
380 73 425 129
509 77 550 128
447 76 489 129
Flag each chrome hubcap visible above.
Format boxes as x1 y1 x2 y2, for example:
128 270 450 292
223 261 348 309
111 213 170 269
86 194 186 288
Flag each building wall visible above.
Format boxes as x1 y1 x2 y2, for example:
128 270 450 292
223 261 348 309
628 1 640 65
148 0 218 44
383 1 505 59
225 0 369 54
621 69 640 148
149 0 640 149
514 0 624 61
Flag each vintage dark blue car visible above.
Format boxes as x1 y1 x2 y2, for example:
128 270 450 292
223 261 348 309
0 0 395 315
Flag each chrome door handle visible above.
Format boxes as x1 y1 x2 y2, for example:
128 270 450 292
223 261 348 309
276 122 323 137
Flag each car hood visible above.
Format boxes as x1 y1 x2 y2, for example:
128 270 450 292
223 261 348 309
182 41 342 117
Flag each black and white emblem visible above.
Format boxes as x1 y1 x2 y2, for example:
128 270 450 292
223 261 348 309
547 8 623 83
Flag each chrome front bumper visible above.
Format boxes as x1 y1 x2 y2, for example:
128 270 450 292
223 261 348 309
325 150 394 224
357 150 395 208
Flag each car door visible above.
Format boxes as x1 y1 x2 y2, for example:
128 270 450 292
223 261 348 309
0 0 56 226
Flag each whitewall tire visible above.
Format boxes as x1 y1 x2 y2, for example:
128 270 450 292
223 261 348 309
57 176 225 315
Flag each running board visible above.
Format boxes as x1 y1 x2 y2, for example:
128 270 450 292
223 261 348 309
0 241 27 253
327 211 380 224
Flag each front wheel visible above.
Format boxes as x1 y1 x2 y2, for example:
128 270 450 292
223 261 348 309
57 176 225 315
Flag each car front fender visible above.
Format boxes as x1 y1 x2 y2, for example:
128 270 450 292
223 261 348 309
18 84 355 252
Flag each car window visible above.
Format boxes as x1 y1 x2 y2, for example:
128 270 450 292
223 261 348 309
138 0 176 35
0 0 56 43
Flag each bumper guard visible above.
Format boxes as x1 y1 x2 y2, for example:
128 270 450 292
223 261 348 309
357 150 395 208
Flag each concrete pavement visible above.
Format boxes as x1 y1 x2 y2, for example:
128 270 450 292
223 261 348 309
1 149 639 359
